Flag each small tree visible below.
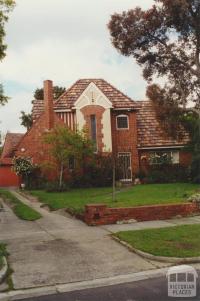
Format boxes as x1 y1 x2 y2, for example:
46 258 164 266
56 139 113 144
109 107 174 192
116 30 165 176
12 157 35 185
43 125 94 189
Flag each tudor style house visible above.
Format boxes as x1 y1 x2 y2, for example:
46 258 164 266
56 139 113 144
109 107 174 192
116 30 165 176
0 79 191 187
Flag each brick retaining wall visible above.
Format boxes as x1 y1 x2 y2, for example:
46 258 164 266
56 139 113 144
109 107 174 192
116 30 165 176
84 203 200 226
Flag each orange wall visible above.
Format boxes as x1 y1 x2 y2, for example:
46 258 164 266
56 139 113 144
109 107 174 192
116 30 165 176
0 166 21 187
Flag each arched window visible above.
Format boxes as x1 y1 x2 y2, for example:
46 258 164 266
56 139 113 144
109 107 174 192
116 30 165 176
116 114 129 129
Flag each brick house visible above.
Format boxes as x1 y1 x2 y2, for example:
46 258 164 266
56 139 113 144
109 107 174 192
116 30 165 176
0 79 191 186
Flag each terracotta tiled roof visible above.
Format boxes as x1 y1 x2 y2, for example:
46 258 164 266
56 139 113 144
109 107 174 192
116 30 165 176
1 133 24 159
32 79 136 121
54 79 136 110
32 99 44 123
136 101 190 148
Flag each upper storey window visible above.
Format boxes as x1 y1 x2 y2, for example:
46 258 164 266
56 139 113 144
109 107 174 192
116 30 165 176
116 115 129 130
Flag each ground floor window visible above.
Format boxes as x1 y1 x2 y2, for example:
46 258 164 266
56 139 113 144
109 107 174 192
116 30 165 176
149 150 179 165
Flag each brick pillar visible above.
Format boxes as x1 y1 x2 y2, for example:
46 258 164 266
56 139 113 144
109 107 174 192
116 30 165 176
44 80 54 130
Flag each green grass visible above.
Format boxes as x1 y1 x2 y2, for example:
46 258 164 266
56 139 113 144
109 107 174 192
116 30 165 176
0 189 42 221
115 224 200 258
31 187 113 214
30 183 199 214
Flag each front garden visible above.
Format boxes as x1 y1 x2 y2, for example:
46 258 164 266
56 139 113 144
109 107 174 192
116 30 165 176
114 224 200 258
30 183 199 214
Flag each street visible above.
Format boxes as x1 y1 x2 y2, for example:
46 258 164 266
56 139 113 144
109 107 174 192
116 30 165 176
18 276 200 301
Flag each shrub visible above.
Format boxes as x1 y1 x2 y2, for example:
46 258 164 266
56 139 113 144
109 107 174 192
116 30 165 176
135 170 146 181
24 167 47 190
13 157 35 178
191 152 200 184
70 154 120 188
188 193 200 203
45 181 70 192
146 164 190 184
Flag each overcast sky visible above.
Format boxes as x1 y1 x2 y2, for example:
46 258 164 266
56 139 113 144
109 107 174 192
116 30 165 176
0 0 154 134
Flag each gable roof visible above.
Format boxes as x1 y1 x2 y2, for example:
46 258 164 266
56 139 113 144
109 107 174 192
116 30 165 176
54 79 136 110
32 79 136 121
136 101 190 148
1 133 24 159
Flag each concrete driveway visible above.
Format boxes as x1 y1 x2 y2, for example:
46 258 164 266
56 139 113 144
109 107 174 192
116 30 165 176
0 191 168 290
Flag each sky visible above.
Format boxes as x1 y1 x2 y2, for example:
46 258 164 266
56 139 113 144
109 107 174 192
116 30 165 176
0 0 154 134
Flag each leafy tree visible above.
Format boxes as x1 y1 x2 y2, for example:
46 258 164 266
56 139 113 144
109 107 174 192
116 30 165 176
20 86 66 130
34 86 66 100
20 111 33 130
43 125 94 189
185 114 200 183
0 0 15 105
108 0 200 130
108 0 200 181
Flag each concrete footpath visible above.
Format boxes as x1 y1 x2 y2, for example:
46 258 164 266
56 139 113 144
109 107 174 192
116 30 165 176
0 190 170 292
101 214 200 233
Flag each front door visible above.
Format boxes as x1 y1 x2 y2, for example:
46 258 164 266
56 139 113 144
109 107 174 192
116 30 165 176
118 152 132 182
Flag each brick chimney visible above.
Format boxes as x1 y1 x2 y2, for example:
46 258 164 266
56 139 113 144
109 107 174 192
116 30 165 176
44 80 54 130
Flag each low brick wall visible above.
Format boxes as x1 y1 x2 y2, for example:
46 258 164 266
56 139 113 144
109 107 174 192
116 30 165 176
84 203 200 226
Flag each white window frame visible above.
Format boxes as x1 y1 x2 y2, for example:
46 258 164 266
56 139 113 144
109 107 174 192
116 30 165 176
149 150 180 165
116 114 129 130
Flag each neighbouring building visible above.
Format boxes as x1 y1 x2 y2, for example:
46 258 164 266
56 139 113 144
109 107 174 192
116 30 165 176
0 79 191 187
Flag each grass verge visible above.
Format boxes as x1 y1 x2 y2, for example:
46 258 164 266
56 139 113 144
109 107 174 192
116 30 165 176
115 224 200 258
0 189 42 221
30 183 199 214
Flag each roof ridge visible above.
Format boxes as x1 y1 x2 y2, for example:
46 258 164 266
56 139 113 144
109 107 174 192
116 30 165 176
95 79 136 104
6 132 24 135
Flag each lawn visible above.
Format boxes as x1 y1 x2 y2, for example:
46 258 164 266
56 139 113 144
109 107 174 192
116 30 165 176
115 224 200 258
30 183 199 214
0 189 42 221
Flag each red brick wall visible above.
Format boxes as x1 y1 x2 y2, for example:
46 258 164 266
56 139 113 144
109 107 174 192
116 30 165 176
15 113 51 164
0 166 21 187
81 105 105 152
84 203 199 226
15 113 65 180
111 111 139 175
180 151 192 166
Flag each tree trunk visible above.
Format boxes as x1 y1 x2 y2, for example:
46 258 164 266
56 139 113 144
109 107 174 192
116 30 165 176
112 156 116 202
59 163 64 190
